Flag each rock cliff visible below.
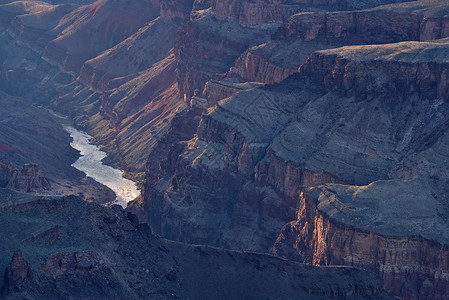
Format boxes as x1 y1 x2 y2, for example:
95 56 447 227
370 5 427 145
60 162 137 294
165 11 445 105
6 164 51 193
42 0 160 73
175 7 274 100
77 17 177 91
0 0 190 178
1 250 32 296
0 91 115 202
211 0 409 26
273 185 449 299
230 0 449 84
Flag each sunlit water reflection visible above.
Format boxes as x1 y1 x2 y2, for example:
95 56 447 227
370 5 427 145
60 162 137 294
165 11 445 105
65 126 139 207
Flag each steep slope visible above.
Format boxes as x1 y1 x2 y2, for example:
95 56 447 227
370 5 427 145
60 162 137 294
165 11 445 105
41 0 160 73
4 0 161 74
0 0 188 178
81 52 184 177
78 17 177 91
273 183 449 299
0 188 394 299
0 0 448 299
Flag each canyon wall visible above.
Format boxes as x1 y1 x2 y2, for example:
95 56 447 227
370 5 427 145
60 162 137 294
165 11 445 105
273 187 449 299
231 1 449 84
138 33 449 299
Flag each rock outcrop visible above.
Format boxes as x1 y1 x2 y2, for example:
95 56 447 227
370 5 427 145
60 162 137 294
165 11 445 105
1 1 449 299
0 92 78 179
175 7 274 100
211 0 409 26
0 0 190 178
0 90 115 202
42 0 160 73
228 49 298 84
1 250 32 296
6 164 51 193
77 17 177 91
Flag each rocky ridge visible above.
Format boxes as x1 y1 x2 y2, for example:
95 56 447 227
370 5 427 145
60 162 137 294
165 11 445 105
0 188 394 299
0 0 190 178
0 91 115 201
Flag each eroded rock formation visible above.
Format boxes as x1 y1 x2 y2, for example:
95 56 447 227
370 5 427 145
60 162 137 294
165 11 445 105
6 164 51 193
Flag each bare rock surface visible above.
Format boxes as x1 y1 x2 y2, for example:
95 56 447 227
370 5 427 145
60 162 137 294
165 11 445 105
78 17 177 91
1 250 32 296
0 91 115 202
0 0 188 179
211 0 410 26
1 1 449 299
272 186 449 299
309 180 449 243
6 164 51 193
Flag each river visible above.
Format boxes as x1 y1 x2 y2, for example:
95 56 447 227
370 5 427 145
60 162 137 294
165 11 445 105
64 126 140 207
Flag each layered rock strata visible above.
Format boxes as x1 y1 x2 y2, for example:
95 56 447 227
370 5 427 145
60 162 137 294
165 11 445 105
273 184 449 299
230 0 449 84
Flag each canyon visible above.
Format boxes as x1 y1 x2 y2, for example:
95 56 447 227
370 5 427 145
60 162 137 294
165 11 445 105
0 0 449 299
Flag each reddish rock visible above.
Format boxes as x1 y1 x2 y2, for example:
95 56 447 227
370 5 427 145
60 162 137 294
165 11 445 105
6 164 51 193
272 189 449 300
78 18 177 91
0 194 394 299
228 49 298 84
1 250 32 296
41 0 160 73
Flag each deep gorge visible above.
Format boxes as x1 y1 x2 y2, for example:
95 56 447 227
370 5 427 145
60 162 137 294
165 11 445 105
0 0 449 299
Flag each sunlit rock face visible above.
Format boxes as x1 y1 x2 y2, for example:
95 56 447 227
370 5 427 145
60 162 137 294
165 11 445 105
38 0 160 73
0 0 191 179
77 17 177 91
228 0 449 85
273 184 449 299
175 0 425 102
210 0 410 26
